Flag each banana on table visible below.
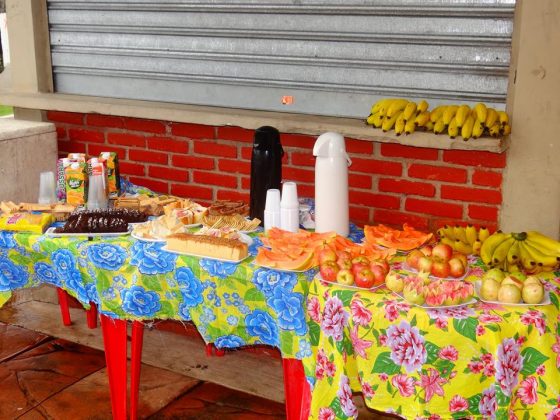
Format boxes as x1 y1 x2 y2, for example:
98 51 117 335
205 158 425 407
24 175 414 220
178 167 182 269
480 230 560 274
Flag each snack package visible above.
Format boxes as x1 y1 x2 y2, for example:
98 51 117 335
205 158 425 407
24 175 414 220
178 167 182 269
65 162 88 205
56 158 72 202
0 212 55 234
100 152 121 198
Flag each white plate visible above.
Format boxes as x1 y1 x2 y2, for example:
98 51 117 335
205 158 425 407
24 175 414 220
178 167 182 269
316 274 384 291
162 245 251 264
401 262 470 281
474 281 551 306
45 226 132 238
393 291 477 309
131 231 166 243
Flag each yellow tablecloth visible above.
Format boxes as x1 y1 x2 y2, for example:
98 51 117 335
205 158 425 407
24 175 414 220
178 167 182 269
303 261 560 420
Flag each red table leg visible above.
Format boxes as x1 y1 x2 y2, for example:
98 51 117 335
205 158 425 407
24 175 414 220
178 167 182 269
130 321 144 420
56 288 72 326
86 302 98 329
282 358 311 420
101 315 128 420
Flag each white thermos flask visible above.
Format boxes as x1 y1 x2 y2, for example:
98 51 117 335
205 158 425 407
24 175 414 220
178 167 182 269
313 132 351 236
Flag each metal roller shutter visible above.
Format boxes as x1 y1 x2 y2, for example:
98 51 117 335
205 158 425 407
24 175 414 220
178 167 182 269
47 0 515 118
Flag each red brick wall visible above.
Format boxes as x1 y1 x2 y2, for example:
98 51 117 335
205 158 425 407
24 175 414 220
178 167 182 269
48 111 505 232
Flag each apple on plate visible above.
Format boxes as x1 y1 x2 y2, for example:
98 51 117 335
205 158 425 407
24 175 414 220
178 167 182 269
370 264 387 286
318 246 337 265
431 259 451 278
320 261 339 282
419 245 433 257
355 268 375 289
417 255 433 273
448 257 466 278
352 262 370 277
451 252 468 268
370 259 389 276
432 243 453 262
337 257 352 271
351 256 370 266
337 269 355 286
406 250 425 270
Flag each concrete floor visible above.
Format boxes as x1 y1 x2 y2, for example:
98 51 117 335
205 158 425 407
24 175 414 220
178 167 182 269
0 298 391 419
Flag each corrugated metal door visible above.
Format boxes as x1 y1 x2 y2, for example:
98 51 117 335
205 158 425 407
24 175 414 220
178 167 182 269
47 0 515 118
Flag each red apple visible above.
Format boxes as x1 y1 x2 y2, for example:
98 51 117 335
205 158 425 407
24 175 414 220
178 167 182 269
337 257 352 271
431 259 451 278
355 268 375 289
406 250 425 270
352 262 370 277
337 269 355 286
370 259 390 276
432 243 454 262
419 245 433 257
320 261 339 282
417 256 433 273
370 264 387 286
351 256 370 266
452 252 468 268
448 257 466 278
318 246 337 264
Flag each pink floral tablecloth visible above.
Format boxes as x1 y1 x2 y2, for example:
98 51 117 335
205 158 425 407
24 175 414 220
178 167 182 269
302 264 560 420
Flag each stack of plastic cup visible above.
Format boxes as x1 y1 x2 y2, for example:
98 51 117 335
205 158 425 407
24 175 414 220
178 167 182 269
38 171 57 204
264 189 281 232
280 182 300 232
87 174 108 210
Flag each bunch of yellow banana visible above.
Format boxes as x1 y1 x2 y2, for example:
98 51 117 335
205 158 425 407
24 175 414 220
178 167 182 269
437 224 489 255
366 99 512 141
365 98 430 136
430 103 512 141
480 230 560 274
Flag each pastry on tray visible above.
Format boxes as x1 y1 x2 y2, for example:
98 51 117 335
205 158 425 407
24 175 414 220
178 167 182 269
202 213 260 231
207 200 249 217
114 194 180 216
55 209 147 234
166 233 248 261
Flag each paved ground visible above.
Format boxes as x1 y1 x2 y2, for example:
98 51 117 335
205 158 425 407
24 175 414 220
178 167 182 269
0 322 286 419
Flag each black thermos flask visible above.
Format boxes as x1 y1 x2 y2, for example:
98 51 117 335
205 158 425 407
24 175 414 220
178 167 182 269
249 126 284 224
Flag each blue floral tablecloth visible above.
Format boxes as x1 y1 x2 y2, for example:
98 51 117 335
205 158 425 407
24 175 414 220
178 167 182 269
0 223 364 359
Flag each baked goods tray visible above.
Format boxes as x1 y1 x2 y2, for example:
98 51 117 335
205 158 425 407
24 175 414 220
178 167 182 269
45 226 132 238
162 246 251 264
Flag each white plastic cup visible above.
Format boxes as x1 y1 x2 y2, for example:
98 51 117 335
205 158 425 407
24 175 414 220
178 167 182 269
264 189 281 231
281 182 299 208
38 171 57 204
280 182 299 232
87 175 108 210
